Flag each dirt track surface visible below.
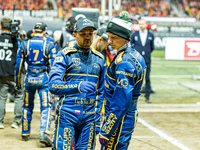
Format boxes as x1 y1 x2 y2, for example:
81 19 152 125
1 105 200 150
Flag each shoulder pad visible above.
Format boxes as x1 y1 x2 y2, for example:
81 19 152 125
91 48 104 59
62 46 77 55
115 51 123 65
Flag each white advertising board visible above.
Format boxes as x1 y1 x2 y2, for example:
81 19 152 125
165 37 200 60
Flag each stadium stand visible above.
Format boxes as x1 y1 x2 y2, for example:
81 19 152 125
0 0 53 10
56 0 174 18
173 0 200 20
0 0 172 18
1 0 199 20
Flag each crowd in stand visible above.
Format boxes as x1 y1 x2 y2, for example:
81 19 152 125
0 0 53 10
56 0 101 18
57 0 174 19
174 0 200 20
0 0 173 18
121 0 173 17
1 0 200 20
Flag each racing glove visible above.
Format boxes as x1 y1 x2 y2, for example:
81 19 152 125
79 81 96 93
99 135 109 147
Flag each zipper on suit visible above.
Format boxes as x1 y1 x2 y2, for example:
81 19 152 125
81 53 89 120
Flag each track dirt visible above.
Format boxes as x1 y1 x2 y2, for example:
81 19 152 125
1 109 199 150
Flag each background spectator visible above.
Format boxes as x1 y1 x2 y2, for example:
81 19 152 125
131 18 154 103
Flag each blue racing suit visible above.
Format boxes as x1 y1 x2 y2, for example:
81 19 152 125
45 34 58 72
15 36 57 136
44 34 58 119
99 45 146 150
48 43 107 150
45 34 57 52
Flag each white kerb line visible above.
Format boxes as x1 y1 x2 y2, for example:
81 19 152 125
138 118 192 150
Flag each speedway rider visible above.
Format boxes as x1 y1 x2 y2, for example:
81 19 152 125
98 11 146 150
48 18 107 150
15 22 57 146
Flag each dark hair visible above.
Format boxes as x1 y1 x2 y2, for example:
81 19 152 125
27 30 34 39
65 17 76 29
1 17 11 30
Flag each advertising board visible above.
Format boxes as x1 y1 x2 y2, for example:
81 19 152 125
165 37 200 60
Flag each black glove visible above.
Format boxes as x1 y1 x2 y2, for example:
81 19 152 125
79 81 96 93
99 135 109 147
14 85 21 91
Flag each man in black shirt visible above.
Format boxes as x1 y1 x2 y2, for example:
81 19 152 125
0 16 23 129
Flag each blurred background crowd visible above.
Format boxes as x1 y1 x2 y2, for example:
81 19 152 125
0 0 200 20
